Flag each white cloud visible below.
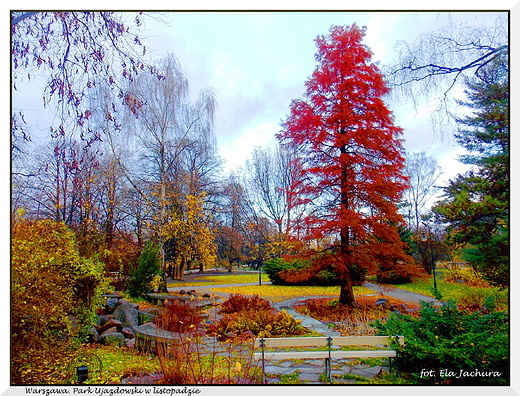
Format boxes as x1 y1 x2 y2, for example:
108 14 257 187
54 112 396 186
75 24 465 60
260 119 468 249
218 122 278 173
436 147 473 185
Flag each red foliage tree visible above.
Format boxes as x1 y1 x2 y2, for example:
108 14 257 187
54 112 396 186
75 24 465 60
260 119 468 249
278 24 412 306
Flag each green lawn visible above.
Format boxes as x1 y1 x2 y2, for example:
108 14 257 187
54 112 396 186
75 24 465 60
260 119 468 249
168 272 508 309
168 273 375 302
392 276 508 309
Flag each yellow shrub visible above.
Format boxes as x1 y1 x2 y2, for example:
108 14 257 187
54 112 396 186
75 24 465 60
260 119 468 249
444 265 490 288
12 219 106 383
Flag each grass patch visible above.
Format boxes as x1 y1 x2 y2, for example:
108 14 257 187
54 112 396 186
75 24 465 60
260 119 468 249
53 344 161 385
13 343 161 385
277 370 301 384
207 285 374 303
168 273 270 288
329 371 413 385
392 277 508 310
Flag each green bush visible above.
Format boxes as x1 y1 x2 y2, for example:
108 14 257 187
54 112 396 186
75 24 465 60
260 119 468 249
264 257 368 286
263 257 305 285
128 241 161 296
264 257 349 286
12 219 106 342
373 300 509 384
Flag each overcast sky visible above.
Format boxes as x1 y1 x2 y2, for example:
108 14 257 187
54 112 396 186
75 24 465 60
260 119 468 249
10 9 510 192
137 10 507 183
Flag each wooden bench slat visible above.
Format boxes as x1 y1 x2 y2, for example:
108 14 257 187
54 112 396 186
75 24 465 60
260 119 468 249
253 336 330 348
329 336 405 346
254 349 397 361
253 335 404 348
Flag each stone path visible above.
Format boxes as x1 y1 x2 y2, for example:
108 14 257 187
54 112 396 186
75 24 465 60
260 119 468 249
362 282 441 305
165 274 439 384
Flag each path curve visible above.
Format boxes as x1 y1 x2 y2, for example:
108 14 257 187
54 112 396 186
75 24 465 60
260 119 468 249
362 282 441 305
167 277 439 306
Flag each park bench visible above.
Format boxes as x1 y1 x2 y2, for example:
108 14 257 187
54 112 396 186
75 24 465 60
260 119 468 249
254 335 405 383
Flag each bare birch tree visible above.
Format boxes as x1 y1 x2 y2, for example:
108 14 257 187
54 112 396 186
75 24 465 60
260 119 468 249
402 151 442 231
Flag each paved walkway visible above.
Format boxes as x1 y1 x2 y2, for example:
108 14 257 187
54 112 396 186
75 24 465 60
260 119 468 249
164 275 440 384
362 282 440 305
167 279 439 306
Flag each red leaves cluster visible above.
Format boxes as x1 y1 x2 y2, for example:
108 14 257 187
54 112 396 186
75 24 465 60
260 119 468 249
12 12 159 144
278 24 413 300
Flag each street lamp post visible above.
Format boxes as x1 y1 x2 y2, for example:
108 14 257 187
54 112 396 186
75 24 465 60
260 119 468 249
421 230 438 298
255 241 262 285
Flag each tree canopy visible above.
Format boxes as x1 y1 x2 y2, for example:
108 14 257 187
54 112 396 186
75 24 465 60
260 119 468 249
384 13 508 133
278 24 413 305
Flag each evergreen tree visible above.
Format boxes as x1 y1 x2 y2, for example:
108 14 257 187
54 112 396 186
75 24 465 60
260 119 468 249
129 241 161 296
434 55 508 287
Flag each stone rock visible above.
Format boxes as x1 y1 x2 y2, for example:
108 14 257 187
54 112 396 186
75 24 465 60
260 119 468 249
95 315 110 328
106 297 120 313
114 298 129 307
349 365 384 379
126 337 136 348
99 332 126 347
375 298 389 307
99 326 118 336
142 321 158 329
113 299 139 328
89 327 99 343
99 318 123 334
122 327 135 339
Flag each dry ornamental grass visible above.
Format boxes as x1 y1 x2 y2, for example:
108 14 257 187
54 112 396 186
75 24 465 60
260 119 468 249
294 295 421 336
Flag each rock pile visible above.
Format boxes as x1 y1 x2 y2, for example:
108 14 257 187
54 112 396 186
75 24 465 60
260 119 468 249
91 294 161 348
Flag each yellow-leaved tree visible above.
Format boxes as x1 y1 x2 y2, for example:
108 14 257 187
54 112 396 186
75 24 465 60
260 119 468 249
161 192 217 280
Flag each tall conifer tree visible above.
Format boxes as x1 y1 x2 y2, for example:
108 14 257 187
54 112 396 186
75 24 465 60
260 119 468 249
434 55 509 287
278 25 411 305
